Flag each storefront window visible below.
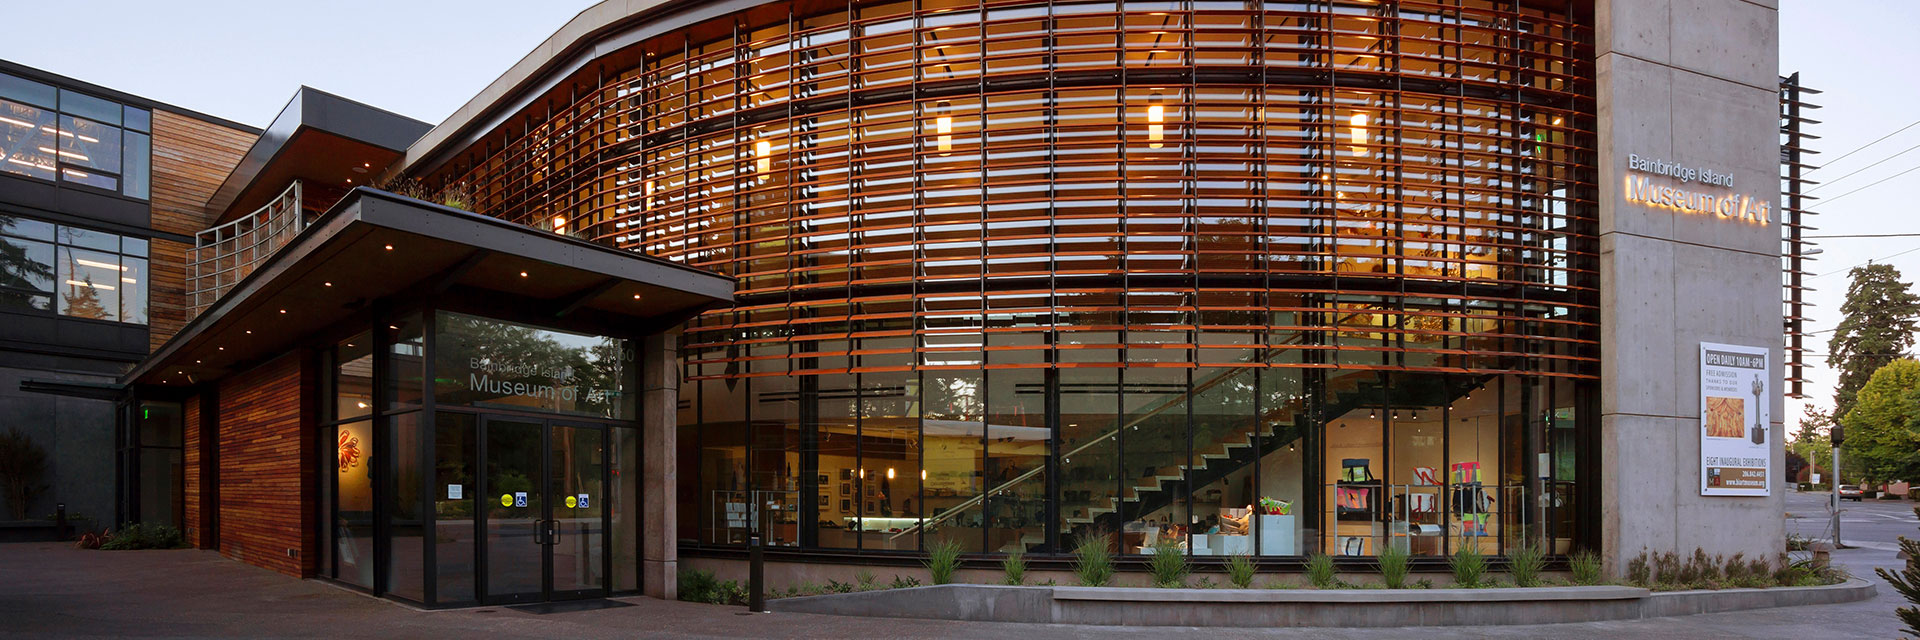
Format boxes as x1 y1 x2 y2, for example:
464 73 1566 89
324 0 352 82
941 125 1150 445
387 314 424 409
433 412 476 605
334 419 375 588
335 333 372 421
386 412 424 602
433 312 632 419
924 371 984 552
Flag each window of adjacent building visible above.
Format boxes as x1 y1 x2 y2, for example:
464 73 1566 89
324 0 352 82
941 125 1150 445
0 72 151 199
0 215 148 324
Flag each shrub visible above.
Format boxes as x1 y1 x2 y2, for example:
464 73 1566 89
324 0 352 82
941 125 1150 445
1073 535 1115 587
1305 553 1338 588
1652 551 1682 587
1570 550 1603 586
677 569 718 603
1375 543 1410 589
716 580 747 605
1786 533 1814 551
856 569 877 590
1002 548 1027 585
1506 541 1545 588
1226 553 1258 588
1149 541 1190 588
1626 550 1652 587
890 575 921 589
99 523 182 550
824 579 856 594
925 539 964 585
1449 544 1487 588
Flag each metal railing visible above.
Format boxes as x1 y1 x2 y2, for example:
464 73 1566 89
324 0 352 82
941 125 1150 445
187 181 304 318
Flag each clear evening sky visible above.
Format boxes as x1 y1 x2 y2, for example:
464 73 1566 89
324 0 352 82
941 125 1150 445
3 1 1906 437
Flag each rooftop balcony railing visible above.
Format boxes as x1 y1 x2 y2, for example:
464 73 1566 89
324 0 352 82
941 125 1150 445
187 181 304 319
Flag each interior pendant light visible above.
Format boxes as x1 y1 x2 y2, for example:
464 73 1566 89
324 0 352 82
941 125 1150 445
934 100 953 154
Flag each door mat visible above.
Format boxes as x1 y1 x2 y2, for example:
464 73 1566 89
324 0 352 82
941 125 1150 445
507 599 635 615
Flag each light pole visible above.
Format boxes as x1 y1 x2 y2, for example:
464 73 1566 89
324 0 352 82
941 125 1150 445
1830 423 1843 547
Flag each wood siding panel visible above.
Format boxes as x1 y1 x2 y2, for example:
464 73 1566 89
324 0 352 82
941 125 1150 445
149 110 256 351
215 352 316 577
183 394 201 548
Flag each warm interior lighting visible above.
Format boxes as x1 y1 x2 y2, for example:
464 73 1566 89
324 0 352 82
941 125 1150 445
323 282 333 287
64 279 114 291
73 258 125 271
754 139 772 178
1146 101 1166 149
934 101 954 154
356 401 369 409
278 309 287 314
383 244 393 251
1552 116 1564 126
553 215 567 231
519 271 529 278
1349 113 1369 156
887 467 896 479
921 469 927 480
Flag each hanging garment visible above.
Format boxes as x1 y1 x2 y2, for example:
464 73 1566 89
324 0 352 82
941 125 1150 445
1450 461 1482 484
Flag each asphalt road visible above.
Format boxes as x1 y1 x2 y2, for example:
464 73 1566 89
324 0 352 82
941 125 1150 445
1785 487 1920 552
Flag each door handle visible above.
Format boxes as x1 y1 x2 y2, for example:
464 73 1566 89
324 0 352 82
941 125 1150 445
547 519 561 545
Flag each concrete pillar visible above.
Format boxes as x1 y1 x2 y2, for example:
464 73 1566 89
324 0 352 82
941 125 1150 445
641 330 679 599
1594 0 1784 574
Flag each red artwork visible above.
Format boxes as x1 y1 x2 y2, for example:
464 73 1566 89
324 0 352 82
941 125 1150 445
338 430 361 473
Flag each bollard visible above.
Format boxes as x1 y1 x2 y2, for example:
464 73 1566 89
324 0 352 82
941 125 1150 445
55 503 67 540
748 535 766 613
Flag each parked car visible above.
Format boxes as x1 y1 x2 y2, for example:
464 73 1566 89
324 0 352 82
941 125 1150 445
1838 484 1864 501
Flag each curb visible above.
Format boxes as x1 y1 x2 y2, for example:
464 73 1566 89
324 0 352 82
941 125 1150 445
765 578 1878 627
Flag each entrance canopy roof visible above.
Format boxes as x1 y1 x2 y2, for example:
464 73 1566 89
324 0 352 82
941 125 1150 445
127 188 734 387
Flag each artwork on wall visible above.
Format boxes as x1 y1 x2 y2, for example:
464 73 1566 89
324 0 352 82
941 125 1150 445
817 473 829 485
839 483 850 496
840 499 851 512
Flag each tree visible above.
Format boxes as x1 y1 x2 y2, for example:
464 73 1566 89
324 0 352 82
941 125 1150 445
0 428 48 520
1875 507 1920 637
1790 405 1835 482
1831 264 1920 419
1840 359 1920 486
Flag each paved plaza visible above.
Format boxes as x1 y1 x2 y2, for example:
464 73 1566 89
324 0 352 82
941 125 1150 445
0 501 1910 640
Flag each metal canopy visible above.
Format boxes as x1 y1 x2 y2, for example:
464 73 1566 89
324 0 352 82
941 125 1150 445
127 188 734 387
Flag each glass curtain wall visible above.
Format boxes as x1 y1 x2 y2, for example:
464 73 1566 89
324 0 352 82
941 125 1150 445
427 0 1599 561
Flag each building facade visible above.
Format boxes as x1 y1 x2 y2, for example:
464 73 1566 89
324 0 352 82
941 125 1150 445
0 62 259 532
6 0 1787 609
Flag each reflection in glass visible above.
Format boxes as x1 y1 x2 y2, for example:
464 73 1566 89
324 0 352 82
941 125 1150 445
0 235 54 312
334 420 375 588
924 371 983 552
0 98 56 181
119 256 146 325
56 246 119 321
434 312 631 419
483 419 543 600
433 412 476 605
386 413 424 601
335 333 372 420
551 425 604 593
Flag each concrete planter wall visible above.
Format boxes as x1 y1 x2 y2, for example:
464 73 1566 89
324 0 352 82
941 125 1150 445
766 579 1877 627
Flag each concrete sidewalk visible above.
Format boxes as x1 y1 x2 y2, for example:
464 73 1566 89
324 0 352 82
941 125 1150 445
0 542 1907 638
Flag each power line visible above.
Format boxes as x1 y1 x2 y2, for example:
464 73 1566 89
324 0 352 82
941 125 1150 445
1803 233 1920 238
1813 118 1920 173
1807 140 1920 194
1817 162 1920 208
1812 246 1920 278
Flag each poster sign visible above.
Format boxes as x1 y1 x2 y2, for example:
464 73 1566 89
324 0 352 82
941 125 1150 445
1700 342 1770 496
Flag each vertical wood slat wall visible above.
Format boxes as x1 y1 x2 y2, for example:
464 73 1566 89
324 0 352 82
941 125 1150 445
148 110 258 352
212 352 318 577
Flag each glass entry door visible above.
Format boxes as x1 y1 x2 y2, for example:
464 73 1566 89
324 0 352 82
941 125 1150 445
481 416 607 604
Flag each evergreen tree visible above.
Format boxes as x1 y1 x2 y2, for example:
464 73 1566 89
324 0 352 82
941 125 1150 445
1830 263 1920 419
1875 507 1920 637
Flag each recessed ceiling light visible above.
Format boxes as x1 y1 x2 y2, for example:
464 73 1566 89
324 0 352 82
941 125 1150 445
245 330 252 334
633 294 641 300
218 347 224 351
384 244 394 251
324 282 333 287
519 271 529 277
279 309 287 314
195 360 201 364
389 325 398 330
